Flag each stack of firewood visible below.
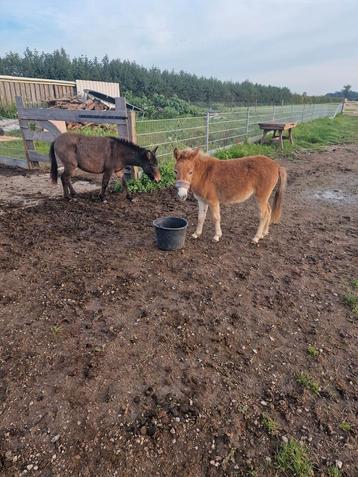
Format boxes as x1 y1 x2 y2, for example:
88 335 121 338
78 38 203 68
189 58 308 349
46 96 109 111
46 96 112 130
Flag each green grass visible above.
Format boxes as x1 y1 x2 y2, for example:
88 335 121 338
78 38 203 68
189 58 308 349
339 421 352 432
0 103 17 119
215 115 358 160
307 345 319 358
327 466 342 477
276 439 314 477
343 293 358 315
261 413 279 435
296 372 320 395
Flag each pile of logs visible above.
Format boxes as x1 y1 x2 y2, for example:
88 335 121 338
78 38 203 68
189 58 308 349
47 95 109 111
46 96 112 130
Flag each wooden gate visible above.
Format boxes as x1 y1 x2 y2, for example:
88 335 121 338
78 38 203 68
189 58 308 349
16 96 136 174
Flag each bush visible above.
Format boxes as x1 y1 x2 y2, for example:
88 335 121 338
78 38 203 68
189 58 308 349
0 103 17 119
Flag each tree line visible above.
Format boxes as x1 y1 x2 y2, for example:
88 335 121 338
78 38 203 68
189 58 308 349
0 48 335 109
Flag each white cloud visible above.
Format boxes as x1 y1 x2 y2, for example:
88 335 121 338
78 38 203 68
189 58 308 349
0 0 357 94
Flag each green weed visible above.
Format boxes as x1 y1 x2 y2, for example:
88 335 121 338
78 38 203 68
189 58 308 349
343 293 358 315
296 372 320 395
327 466 342 477
307 345 319 358
339 421 352 432
51 325 62 336
261 413 279 435
276 438 314 477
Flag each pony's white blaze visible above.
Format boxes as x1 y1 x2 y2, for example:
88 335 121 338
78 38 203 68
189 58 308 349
175 180 190 201
177 187 188 200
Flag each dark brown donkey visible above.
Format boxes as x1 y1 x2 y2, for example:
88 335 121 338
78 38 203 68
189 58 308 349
50 133 161 200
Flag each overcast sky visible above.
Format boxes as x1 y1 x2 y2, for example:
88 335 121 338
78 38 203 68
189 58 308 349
0 0 357 95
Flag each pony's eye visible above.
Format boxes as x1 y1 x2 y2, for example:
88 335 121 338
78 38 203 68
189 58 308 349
189 171 193 175
174 170 178 174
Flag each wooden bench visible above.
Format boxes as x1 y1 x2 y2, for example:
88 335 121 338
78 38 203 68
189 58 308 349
258 122 297 149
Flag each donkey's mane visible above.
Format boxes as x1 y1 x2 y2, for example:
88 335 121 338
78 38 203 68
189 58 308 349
110 137 147 154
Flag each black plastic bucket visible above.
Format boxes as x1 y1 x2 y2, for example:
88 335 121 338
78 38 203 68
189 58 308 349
153 216 188 251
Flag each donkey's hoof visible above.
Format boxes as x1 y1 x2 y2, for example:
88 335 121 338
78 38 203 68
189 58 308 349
192 232 200 239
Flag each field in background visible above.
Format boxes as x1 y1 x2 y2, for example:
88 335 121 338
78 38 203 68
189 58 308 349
0 102 341 166
136 102 341 161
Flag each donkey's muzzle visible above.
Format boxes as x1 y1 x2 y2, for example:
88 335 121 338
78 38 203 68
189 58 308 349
154 168 161 183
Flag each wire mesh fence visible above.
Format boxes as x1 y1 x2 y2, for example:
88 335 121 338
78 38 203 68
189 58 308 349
136 102 342 161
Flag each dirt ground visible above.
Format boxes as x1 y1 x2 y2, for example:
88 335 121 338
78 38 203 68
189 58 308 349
0 145 357 477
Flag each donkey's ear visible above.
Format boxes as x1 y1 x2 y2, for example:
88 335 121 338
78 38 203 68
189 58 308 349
151 146 158 155
173 147 180 160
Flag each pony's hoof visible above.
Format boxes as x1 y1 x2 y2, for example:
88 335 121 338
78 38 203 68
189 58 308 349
213 235 221 242
192 232 200 239
102 199 108 204
251 238 259 245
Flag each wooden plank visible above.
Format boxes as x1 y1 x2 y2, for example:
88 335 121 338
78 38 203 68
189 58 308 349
22 128 54 142
28 150 48 162
127 110 139 179
19 107 128 123
4 81 12 104
0 81 6 104
115 97 129 138
0 156 28 169
16 96 39 168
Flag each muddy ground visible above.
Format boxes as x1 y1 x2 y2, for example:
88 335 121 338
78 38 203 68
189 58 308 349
0 145 357 477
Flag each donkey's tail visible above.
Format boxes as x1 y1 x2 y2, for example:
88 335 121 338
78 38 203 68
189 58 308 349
271 166 287 224
50 141 58 184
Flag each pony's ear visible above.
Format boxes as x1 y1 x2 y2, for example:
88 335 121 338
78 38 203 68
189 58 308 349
151 146 158 155
192 147 201 158
173 147 180 160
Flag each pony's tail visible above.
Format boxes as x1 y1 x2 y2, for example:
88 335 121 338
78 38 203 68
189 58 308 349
50 141 58 184
271 166 287 224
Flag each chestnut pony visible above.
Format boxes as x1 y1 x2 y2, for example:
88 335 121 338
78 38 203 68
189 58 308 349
174 147 287 243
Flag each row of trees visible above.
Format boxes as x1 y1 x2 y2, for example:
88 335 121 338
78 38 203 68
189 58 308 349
0 48 335 108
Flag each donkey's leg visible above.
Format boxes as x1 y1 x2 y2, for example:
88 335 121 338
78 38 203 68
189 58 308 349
100 169 113 201
253 200 270 244
192 199 208 239
210 202 222 242
60 169 72 200
68 180 77 198
115 170 132 201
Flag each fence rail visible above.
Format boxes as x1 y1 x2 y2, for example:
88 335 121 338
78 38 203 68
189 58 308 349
136 102 342 160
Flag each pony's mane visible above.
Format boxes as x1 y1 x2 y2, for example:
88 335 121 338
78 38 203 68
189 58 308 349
110 137 147 154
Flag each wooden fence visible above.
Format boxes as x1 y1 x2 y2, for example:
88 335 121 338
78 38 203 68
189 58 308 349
0 76 122 106
0 76 76 105
15 95 138 177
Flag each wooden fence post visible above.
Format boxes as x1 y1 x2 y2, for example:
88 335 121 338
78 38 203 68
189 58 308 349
15 96 38 169
128 110 139 180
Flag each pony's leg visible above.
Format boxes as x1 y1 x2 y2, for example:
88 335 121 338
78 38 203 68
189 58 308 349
192 199 208 239
262 203 272 237
210 202 222 242
253 200 270 244
100 169 113 201
115 170 132 201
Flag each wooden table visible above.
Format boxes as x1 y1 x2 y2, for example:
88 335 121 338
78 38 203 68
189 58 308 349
258 122 297 149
